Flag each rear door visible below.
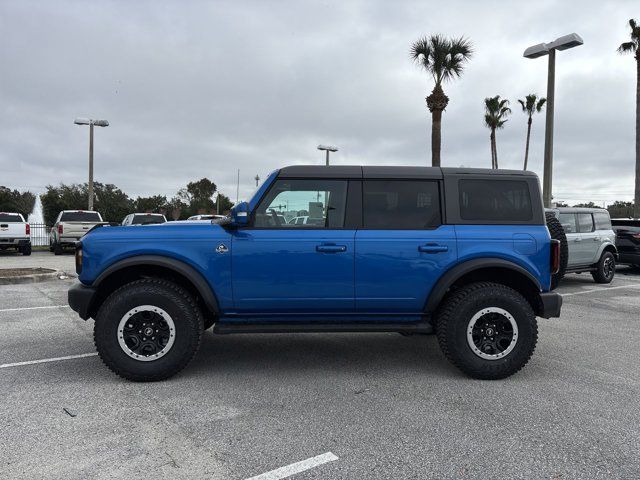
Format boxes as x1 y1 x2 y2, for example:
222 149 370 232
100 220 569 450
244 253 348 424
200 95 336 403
558 212 580 266
576 212 597 264
231 178 356 314
355 178 457 313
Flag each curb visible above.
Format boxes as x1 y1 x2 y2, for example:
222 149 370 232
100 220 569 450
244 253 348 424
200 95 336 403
0 270 77 286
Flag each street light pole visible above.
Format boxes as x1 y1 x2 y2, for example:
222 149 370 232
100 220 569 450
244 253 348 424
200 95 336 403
88 123 94 210
74 117 109 211
543 49 556 208
524 33 582 208
317 145 338 165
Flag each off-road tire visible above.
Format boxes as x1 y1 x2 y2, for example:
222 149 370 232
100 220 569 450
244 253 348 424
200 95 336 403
53 241 62 255
20 244 32 256
545 212 568 289
94 278 203 381
591 251 615 284
436 282 538 380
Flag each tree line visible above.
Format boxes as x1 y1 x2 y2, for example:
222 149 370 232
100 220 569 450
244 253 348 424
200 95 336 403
0 187 36 219
38 178 233 225
411 18 640 216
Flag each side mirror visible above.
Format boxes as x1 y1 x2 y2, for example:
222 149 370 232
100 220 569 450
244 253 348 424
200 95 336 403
230 201 250 226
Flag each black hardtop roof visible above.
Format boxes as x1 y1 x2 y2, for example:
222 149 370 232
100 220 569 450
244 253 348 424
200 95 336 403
277 165 538 179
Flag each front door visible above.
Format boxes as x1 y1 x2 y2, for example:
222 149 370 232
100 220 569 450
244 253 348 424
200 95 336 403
577 212 597 264
232 178 355 314
355 179 457 313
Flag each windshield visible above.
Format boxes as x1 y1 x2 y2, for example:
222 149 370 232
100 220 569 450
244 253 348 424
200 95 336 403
131 214 166 225
0 213 23 222
60 211 102 222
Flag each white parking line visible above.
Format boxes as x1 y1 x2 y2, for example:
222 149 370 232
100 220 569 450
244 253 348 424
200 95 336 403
245 452 338 480
0 305 70 313
561 284 640 297
0 353 98 369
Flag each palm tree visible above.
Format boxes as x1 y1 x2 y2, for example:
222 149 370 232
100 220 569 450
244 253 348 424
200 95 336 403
618 19 640 218
411 35 473 167
517 94 546 170
484 96 511 169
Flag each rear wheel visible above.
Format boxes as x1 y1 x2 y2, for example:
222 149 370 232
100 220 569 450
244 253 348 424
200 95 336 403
94 278 203 381
20 244 32 256
53 241 62 255
591 251 615 284
436 282 538 380
545 212 568 289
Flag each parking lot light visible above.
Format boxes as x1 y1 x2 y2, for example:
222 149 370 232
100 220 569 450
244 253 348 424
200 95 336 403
523 33 583 208
74 118 109 210
317 145 338 166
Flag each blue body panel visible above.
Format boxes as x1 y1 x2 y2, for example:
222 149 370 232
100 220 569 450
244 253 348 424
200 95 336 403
229 229 356 314
355 226 458 313
453 225 552 291
79 222 235 310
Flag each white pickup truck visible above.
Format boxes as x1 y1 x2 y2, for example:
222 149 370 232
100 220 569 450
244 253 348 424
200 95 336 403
0 212 31 255
49 210 105 255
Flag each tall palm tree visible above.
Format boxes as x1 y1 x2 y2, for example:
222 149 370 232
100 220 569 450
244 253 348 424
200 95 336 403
517 94 546 171
411 35 473 167
618 19 640 218
484 96 511 169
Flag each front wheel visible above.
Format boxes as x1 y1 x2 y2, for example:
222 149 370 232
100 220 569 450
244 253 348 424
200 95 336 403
591 251 615 284
94 278 204 381
436 282 538 380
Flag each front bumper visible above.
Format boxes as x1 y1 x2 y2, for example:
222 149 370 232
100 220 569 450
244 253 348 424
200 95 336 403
68 283 97 320
539 291 562 318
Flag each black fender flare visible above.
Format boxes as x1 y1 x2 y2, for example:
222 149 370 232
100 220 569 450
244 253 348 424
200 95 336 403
425 258 542 313
94 255 220 313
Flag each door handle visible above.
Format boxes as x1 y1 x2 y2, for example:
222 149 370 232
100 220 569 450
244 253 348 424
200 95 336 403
418 244 448 253
316 244 347 253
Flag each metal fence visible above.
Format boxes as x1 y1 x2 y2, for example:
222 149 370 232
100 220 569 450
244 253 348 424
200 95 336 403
29 223 50 246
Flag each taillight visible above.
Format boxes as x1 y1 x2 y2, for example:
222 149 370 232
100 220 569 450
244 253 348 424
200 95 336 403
75 244 83 274
550 239 561 274
58 224 63 234
26 224 30 235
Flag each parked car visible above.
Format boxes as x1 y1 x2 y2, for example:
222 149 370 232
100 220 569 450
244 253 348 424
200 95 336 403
187 214 227 221
49 210 105 255
0 212 31 255
287 215 323 226
122 213 167 226
69 165 562 381
611 218 640 268
546 207 617 283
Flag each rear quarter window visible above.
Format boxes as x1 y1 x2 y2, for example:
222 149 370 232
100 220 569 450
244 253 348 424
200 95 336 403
593 211 612 230
459 179 532 222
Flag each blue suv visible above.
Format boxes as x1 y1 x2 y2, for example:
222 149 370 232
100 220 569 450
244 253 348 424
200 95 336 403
69 166 562 381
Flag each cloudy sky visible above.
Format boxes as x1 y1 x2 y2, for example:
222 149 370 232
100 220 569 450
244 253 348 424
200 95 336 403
1 0 637 207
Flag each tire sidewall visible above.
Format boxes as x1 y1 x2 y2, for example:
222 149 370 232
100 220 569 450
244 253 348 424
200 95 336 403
95 281 202 379
445 287 536 375
595 251 615 283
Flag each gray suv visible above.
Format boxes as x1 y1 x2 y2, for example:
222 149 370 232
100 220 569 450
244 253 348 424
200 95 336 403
547 207 617 283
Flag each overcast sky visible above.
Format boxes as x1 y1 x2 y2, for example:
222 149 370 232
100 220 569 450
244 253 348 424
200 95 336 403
1 0 637 207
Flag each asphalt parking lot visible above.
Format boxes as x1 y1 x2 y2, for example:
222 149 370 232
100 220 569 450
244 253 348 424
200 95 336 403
1 254 640 479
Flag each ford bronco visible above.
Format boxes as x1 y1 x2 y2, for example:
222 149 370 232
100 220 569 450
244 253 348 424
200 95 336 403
68 166 562 381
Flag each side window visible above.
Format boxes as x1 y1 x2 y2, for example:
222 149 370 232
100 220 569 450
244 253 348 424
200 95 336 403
558 213 577 234
593 211 612 230
577 213 594 233
363 180 441 229
459 180 532 222
253 179 347 228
